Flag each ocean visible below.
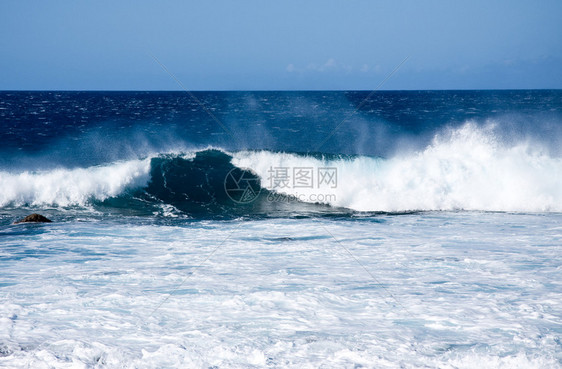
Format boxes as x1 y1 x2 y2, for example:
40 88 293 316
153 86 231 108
0 90 561 368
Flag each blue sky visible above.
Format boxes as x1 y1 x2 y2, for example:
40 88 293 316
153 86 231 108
1 0 560 90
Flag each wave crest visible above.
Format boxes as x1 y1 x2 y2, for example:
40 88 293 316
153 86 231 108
234 123 562 212
0 159 151 207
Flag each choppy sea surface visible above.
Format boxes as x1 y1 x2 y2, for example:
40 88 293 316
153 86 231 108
0 90 561 368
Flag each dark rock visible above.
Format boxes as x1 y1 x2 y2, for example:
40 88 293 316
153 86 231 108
15 213 52 224
274 237 295 241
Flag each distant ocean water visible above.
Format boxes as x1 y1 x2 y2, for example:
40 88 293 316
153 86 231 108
0 90 561 368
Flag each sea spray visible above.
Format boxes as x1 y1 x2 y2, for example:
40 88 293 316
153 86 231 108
0 159 151 207
233 123 562 212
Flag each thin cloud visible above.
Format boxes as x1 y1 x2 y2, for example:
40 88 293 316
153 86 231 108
287 58 363 74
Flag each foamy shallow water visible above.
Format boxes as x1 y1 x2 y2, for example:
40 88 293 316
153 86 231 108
1 213 561 368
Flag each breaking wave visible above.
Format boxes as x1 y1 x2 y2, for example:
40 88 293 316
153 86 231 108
1 124 561 214
235 123 562 212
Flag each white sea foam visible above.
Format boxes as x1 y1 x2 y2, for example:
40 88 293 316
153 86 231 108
0 158 151 207
1 214 560 368
233 123 562 212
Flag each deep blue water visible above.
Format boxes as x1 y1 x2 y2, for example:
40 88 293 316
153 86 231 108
1 90 560 163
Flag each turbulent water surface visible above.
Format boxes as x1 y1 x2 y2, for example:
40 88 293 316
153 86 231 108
0 90 561 368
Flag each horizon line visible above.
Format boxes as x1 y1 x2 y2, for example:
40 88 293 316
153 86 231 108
1 88 561 93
